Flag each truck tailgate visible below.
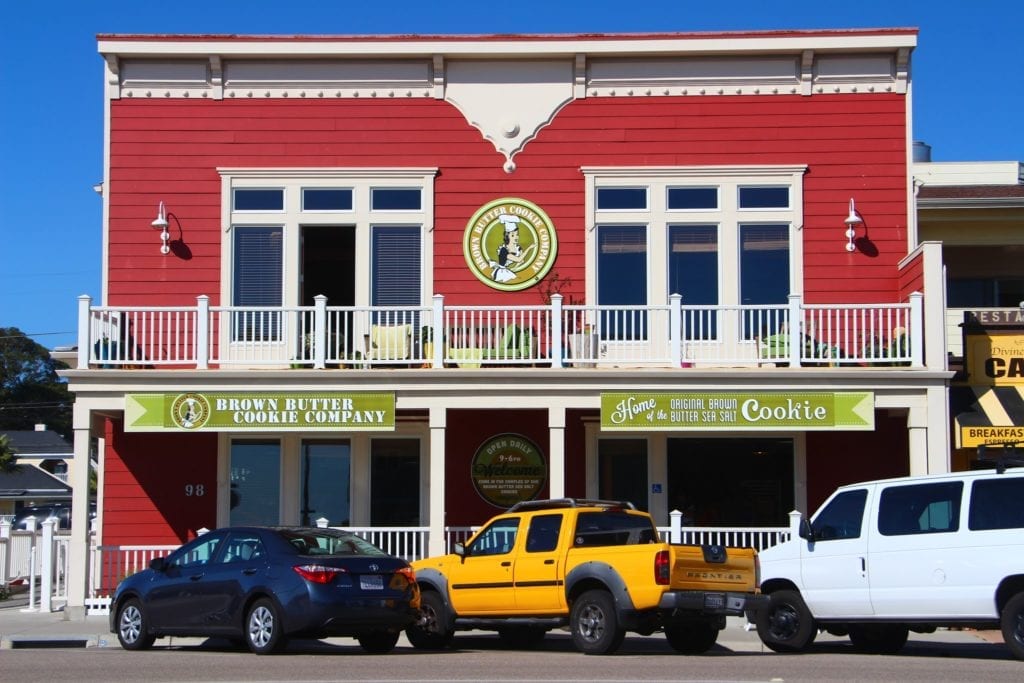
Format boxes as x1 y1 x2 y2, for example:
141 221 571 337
670 544 758 592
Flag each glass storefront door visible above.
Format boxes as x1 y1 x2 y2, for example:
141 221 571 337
300 440 351 526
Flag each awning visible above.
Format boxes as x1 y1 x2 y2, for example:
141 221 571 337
953 385 1024 448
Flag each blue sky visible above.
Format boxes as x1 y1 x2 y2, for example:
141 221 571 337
2 1 1022 351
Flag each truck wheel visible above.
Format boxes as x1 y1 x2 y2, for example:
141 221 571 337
1000 592 1024 660
570 589 625 655
497 626 547 649
357 630 400 654
664 620 719 654
755 589 817 653
848 624 908 654
405 591 454 650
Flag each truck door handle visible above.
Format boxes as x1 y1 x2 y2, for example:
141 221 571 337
501 561 511 567
544 559 554 565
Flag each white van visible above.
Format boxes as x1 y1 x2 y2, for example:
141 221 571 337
753 466 1024 659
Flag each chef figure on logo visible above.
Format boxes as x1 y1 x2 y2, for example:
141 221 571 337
491 214 526 283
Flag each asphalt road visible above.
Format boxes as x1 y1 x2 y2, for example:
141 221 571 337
1 630 1021 682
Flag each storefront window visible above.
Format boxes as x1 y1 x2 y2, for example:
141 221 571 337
598 438 648 511
229 441 281 526
300 440 351 526
370 439 420 526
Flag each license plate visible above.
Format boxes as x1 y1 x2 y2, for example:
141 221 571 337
704 593 725 610
360 574 384 590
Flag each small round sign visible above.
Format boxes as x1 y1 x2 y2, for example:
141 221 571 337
470 433 547 508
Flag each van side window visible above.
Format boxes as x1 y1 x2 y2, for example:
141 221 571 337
878 481 962 536
970 477 1024 530
811 489 867 541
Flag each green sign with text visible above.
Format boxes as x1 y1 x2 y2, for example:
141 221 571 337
125 392 396 432
601 392 874 431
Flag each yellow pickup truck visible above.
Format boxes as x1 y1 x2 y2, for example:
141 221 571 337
406 498 766 655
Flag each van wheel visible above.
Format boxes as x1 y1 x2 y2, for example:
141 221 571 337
665 619 719 654
570 589 625 655
357 630 400 654
406 591 453 650
755 589 817 653
1001 592 1024 660
848 624 909 654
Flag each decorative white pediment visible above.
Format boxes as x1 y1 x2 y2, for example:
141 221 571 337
444 60 575 173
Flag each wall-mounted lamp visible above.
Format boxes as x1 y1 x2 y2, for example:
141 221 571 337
152 201 170 254
844 198 863 252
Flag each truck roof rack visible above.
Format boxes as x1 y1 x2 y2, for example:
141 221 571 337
976 443 1024 474
506 498 636 513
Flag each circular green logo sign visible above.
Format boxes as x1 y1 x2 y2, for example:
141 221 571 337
470 433 547 508
170 392 211 430
463 197 558 291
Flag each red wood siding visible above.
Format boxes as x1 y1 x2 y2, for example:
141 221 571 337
107 92 908 308
898 250 925 299
804 412 909 512
102 418 217 545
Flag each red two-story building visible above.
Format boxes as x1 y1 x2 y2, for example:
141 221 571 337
61 28 952 612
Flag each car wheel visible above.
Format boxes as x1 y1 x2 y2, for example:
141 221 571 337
116 598 155 651
755 589 817 653
570 589 625 655
245 598 287 654
497 626 547 649
664 619 719 654
405 590 454 650
848 624 909 654
357 630 401 654
1000 592 1024 660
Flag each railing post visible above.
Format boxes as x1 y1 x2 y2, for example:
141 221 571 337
432 294 445 369
788 509 803 539
909 291 924 368
0 519 10 583
77 295 92 369
196 295 210 370
669 294 682 367
313 294 327 369
669 509 682 544
40 517 55 613
551 294 563 369
788 294 803 368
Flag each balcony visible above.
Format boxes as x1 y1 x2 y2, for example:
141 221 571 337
74 292 924 371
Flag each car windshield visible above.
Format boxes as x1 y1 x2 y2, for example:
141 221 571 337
276 529 388 556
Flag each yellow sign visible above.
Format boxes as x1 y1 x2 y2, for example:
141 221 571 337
959 426 1024 449
965 332 1024 385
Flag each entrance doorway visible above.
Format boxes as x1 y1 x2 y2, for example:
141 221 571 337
667 437 793 526
301 225 354 306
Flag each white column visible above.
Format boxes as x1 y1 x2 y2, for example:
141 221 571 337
907 403 929 476
66 416 93 617
428 407 447 557
40 518 55 613
548 406 566 498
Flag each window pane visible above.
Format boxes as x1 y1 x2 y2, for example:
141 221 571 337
598 439 648 511
371 439 420 526
740 224 788 305
970 478 1024 530
234 189 284 211
371 188 421 211
597 187 647 210
233 227 283 341
303 188 353 211
739 186 789 209
668 187 718 210
598 226 647 340
811 489 867 540
300 441 351 527
878 482 962 536
372 227 421 329
230 441 280 526
670 225 719 339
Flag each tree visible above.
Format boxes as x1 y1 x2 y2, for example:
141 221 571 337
0 434 15 472
0 327 72 438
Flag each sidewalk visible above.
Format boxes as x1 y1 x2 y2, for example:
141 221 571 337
0 598 1004 653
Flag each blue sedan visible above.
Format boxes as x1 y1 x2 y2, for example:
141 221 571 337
109 526 421 654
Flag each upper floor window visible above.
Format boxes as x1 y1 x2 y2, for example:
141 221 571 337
234 188 284 211
302 188 353 211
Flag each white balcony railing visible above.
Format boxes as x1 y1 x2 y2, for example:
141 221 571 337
77 292 924 371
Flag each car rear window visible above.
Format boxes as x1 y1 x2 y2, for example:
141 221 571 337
278 529 388 556
573 511 657 547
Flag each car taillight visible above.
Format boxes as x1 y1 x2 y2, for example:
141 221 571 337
293 564 347 584
654 550 670 585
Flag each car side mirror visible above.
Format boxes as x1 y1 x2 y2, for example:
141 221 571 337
149 557 168 572
454 542 466 562
798 517 814 542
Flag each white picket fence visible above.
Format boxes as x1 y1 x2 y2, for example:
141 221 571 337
3 515 790 614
